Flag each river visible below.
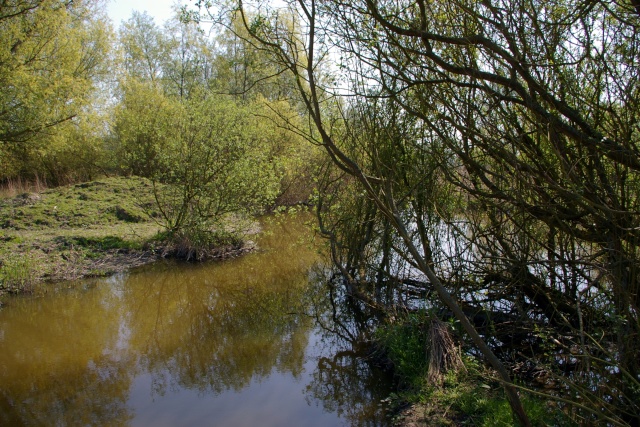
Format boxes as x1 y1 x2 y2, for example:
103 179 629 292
0 214 393 426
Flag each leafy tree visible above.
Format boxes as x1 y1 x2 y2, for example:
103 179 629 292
117 11 168 85
112 82 280 257
152 93 280 241
111 79 179 178
255 96 324 205
0 0 111 150
34 110 111 184
199 0 640 424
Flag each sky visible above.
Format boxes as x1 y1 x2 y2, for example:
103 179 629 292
107 0 183 27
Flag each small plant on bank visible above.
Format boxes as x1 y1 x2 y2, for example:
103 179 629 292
0 253 36 293
162 225 245 261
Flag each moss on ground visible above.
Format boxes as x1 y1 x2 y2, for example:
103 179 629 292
0 177 164 297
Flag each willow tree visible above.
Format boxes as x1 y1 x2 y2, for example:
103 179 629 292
198 0 640 424
0 0 111 169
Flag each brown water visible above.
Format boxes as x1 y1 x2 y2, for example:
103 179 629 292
0 215 392 426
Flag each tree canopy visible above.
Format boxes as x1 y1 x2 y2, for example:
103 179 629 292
0 0 110 146
202 0 640 424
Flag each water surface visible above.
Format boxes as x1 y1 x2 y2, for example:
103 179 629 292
0 215 391 426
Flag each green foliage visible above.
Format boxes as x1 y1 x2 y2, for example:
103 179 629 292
212 10 302 103
117 11 168 83
375 312 429 390
162 17 214 99
0 0 112 180
377 315 569 425
111 80 180 177
379 321 564 424
112 80 282 251
150 93 280 232
0 252 35 292
255 97 324 205
116 10 213 99
164 227 243 261
431 365 569 427
111 10 320 254
34 111 112 185
211 0 640 422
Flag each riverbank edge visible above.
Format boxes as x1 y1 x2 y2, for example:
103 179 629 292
0 238 258 301
0 177 260 302
374 314 565 427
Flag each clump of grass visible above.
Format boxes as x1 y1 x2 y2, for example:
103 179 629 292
0 253 36 293
55 235 142 252
158 227 246 261
376 313 568 426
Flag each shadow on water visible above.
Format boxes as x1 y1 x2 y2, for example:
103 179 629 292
0 214 393 426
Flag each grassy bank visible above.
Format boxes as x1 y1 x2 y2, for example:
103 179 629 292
0 177 162 297
0 176 253 299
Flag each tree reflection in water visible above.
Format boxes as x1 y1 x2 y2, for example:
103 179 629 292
121 260 313 397
0 214 393 426
305 268 394 427
0 283 135 426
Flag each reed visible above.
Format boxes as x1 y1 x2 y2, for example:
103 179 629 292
0 175 48 199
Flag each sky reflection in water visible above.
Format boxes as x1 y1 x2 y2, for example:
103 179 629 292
0 215 392 426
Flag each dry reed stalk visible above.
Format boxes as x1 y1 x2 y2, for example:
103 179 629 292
427 318 464 385
0 175 48 198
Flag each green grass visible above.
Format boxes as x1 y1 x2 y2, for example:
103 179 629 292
0 176 158 230
54 235 142 251
0 252 36 293
376 313 570 426
0 176 163 296
426 359 569 426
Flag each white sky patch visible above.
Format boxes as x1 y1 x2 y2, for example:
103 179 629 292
107 0 185 27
